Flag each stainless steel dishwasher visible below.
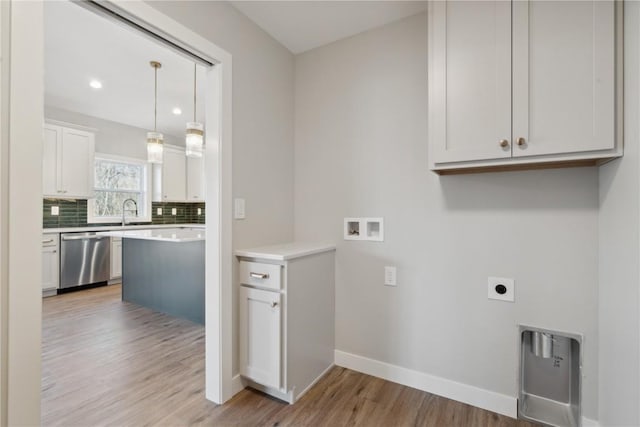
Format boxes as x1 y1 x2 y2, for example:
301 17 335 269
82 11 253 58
60 232 110 289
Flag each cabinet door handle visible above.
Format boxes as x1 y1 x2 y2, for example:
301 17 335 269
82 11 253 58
52 250 57 253
499 139 509 148
517 137 526 147
250 272 269 279
270 301 278 308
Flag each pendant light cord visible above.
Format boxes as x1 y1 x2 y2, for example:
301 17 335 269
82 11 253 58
154 65 158 132
193 64 197 122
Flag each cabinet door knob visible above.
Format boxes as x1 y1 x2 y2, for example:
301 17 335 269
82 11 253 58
270 301 278 308
499 139 509 148
517 137 526 147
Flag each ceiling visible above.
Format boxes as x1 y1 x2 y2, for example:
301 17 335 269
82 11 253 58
230 1 428 54
44 1 206 140
44 1 427 138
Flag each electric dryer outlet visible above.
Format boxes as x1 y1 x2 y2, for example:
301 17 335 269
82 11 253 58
488 276 514 302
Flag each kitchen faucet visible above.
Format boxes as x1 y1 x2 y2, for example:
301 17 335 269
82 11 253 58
122 198 138 227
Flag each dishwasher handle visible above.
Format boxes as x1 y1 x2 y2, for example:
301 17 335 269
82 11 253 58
61 235 107 241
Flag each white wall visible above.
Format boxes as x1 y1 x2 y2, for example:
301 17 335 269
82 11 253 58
598 2 640 425
45 106 183 159
294 12 600 418
147 1 294 249
146 1 295 375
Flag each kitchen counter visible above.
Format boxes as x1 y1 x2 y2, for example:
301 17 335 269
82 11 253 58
43 224 205 233
97 227 205 242
235 242 336 261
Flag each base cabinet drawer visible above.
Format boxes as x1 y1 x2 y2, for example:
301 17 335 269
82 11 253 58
239 261 282 290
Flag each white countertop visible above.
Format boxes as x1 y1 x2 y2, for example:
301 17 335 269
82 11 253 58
235 242 336 261
97 228 205 242
43 224 205 233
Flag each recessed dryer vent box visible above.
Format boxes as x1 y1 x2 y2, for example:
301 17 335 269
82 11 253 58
344 218 384 241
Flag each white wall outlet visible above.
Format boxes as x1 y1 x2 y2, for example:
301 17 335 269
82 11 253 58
384 266 397 286
51 206 59 216
156 208 162 216
171 208 177 216
234 198 245 220
488 277 515 302
197 208 202 216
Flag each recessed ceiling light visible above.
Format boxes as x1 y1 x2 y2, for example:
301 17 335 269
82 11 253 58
89 79 103 89
172 107 182 115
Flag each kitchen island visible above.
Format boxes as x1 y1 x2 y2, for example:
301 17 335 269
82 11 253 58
98 228 205 324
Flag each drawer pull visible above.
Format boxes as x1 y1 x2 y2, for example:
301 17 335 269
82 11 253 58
42 239 54 244
250 272 269 279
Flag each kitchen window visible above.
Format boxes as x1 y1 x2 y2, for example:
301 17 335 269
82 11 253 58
87 154 151 223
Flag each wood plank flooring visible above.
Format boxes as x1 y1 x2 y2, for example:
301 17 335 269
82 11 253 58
42 285 538 427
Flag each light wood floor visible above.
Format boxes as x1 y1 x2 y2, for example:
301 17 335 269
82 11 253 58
42 284 538 427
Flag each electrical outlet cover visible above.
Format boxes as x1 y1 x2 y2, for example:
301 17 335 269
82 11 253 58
51 206 59 216
488 277 515 302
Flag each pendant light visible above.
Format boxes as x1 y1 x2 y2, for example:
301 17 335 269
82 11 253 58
147 61 164 164
185 64 204 158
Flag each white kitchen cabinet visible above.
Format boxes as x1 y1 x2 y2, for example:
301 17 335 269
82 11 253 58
186 156 205 201
239 286 282 389
428 0 621 174
42 233 59 296
43 123 95 198
236 243 336 404
110 237 122 280
153 147 185 202
153 147 205 202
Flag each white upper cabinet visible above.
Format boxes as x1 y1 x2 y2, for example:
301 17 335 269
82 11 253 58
153 147 206 202
186 156 205 201
429 1 512 164
428 0 621 173
43 123 95 198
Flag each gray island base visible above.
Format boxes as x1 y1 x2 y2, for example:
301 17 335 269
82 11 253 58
122 238 205 324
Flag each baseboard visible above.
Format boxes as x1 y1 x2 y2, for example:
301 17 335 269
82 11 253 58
231 374 245 396
582 417 599 427
335 350 517 418
335 350 600 425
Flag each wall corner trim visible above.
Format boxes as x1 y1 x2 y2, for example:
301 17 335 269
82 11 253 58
334 350 517 418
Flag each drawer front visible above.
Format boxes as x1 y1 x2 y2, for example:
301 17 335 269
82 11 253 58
42 233 59 248
239 261 282 290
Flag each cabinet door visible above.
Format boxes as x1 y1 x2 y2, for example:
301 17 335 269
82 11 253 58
239 286 281 389
429 1 512 164
162 149 187 201
110 240 122 279
43 125 61 196
60 128 94 198
186 156 205 201
512 1 615 157
42 246 59 290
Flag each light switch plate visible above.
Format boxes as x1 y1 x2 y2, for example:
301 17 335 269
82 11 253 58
51 206 59 216
157 208 162 216
171 208 177 216
234 198 245 219
488 277 515 302
384 266 397 286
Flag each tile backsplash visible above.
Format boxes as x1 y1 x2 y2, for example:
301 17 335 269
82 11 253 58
43 198 205 228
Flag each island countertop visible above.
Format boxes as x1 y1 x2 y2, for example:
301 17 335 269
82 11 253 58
97 227 205 242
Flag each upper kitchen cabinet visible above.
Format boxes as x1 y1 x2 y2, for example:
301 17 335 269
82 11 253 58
153 146 206 202
43 123 95 198
428 0 622 174
186 156 205 201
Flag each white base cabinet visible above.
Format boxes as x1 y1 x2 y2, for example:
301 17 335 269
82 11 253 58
42 233 59 296
110 237 122 280
236 243 336 404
